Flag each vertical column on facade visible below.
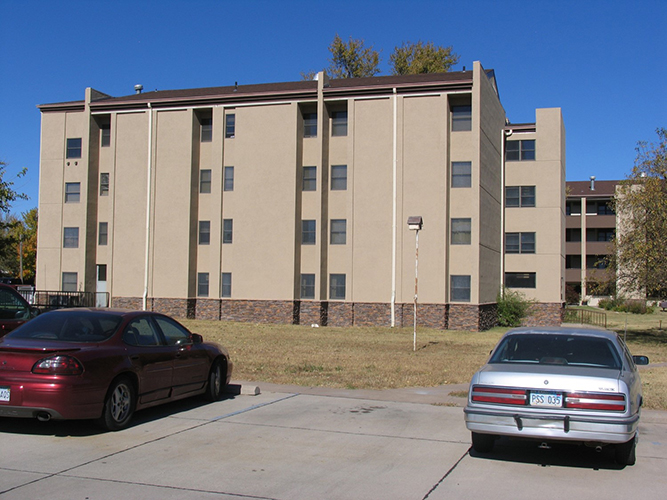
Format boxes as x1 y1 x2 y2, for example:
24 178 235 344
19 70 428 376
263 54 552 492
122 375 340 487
581 196 587 300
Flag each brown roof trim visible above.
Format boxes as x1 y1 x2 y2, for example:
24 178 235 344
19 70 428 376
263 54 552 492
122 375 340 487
37 101 85 112
566 180 620 197
505 123 536 132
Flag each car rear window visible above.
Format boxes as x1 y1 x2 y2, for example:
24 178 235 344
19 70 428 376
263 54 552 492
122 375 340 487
490 334 622 369
8 311 122 342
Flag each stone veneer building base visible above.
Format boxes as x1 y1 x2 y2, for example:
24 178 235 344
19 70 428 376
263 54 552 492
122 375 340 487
110 297 564 332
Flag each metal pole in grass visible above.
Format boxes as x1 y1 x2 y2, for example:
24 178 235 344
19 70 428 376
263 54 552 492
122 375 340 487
407 216 423 352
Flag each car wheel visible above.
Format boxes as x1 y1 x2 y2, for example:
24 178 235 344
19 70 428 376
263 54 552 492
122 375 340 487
615 435 637 466
98 377 136 431
471 432 495 453
204 358 226 402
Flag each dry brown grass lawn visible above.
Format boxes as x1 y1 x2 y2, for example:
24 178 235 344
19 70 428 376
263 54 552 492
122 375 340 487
183 308 667 409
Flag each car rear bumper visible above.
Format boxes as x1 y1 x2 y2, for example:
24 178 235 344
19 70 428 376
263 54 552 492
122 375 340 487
464 406 640 443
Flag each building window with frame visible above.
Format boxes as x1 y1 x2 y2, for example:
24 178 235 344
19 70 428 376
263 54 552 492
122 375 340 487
566 228 582 242
62 272 78 292
63 227 79 248
587 228 615 242
97 264 107 282
66 138 82 159
566 255 582 269
100 173 109 196
330 219 347 245
586 255 608 269
302 166 316 191
329 273 346 300
451 275 471 302
505 140 536 161
505 272 536 288
303 112 317 138
451 105 472 131
100 123 111 147
197 273 209 297
200 169 212 194
505 232 536 254
301 274 315 299
566 200 582 215
224 166 234 191
451 218 471 245
331 111 348 137
200 118 213 142
98 222 108 246
221 272 232 297
223 219 233 244
451 161 472 188
199 221 211 245
302 220 316 245
331 165 347 191
65 182 80 203
225 113 235 138
505 186 535 207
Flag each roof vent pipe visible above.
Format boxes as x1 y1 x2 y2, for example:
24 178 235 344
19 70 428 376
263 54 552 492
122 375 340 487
590 176 596 191
134 84 143 94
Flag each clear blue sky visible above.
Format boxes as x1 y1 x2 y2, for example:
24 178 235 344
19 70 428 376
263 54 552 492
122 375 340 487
1 0 665 215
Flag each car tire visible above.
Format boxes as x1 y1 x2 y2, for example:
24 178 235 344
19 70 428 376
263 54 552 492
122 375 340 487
98 377 136 431
204 358 227 402
471 432 495 453
615 435 637 466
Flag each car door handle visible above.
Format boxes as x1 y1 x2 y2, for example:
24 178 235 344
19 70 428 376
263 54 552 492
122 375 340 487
130 355 139 361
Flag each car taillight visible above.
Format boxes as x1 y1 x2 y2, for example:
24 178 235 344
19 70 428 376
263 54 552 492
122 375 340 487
32 355 83 375
565 392 626 411
471 385 527 405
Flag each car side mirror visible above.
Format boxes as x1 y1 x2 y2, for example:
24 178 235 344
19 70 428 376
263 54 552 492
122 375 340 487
191 333 203 344
633 355 649 366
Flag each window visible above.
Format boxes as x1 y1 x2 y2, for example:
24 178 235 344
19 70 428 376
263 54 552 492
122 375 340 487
451 105 472 131
302 220 316 244
451 162 471 188
566 255 582 269
98 222 108 246
329 274 346 300
330 219 347 245
451 275 471 302
505 186 535 207
197 273 209 297
303 112 317 138
200 118 212 142
505 140 535 161
100 123 111 147
100 173 109 196
331 165 347 190
302 166 316 191
451 218 471 245
586 200 615 215
505 232 535 254
224 166 234 191
200 169 212 194
65 182 80 203
62 272 78 292
123 318 159 347
301 274 315 299
221 272 232 297
566 228 581 242
97 264 107 281
587 255 608 269
63 227 79 248
505 272 536 288
566 200 582 215
587 228 615 242
223 219 233 244
199 221 211 245
155 316 191 346
225 114 235 138
331 111 348 136
66 138 82 159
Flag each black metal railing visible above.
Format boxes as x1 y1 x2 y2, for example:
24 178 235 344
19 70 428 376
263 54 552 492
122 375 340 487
17 290 110 310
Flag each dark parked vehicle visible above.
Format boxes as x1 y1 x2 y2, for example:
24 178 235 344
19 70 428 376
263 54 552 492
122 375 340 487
0 308 233 430
464 326 648 465
0 284 35 336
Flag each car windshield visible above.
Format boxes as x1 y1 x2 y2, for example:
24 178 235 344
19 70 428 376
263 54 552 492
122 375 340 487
8 311 122 342
489 334 622 369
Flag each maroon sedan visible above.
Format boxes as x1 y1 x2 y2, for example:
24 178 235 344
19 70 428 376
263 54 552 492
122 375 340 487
0 284 34 336
0 308 232 430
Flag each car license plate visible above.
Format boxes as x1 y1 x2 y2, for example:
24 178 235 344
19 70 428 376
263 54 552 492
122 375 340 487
0 387 9 402
530 391 562 408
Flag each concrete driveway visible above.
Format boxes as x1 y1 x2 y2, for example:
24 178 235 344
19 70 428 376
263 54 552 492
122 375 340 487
1 382 666 499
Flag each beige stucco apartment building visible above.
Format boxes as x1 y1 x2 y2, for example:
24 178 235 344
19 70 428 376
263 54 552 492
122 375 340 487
36 61 565 330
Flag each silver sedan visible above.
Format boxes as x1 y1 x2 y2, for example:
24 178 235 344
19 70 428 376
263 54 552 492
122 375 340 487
464 326 649 466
